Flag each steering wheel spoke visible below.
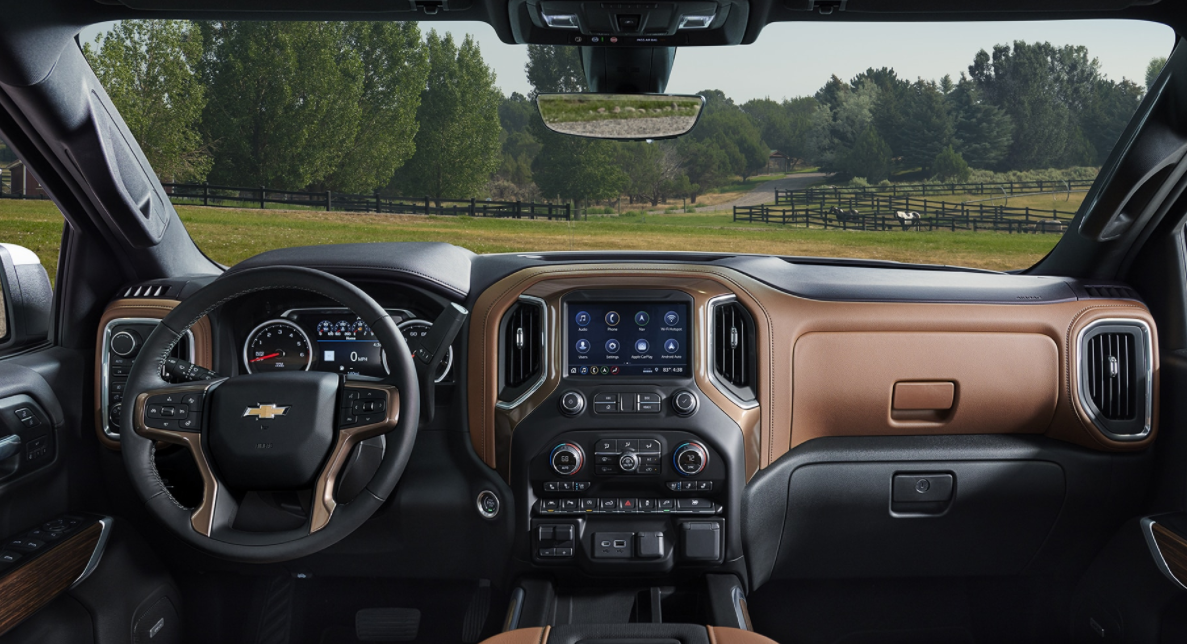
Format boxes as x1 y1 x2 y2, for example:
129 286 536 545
311 382 401 533
132 380 226 536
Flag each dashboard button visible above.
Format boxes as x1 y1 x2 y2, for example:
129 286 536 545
575 311 591 326
581 498 598 511
634 311 650 326
605 339 621 354
640 439 660 452
593 393 618 404
664 311 680 326
658 499 675 510
634 339 649 353
595 438 618 452
638 393 661 404
618 498 638 512
544 481 559 492
605 311 621 326
664 339 679 353
559 390 586 416
575 339 591 354
676 498 711 511
593 402 618 414
550 443 585 476
599 498 618 510
638 402 661 413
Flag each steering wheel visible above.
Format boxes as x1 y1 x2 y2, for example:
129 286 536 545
120 266 420 563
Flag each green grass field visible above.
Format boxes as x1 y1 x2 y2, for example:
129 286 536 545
0 199 1064 285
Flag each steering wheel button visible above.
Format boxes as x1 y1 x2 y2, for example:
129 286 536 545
179 417 200 431
181 393 204 407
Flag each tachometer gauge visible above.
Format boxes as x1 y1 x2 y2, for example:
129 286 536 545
244 319 313 373
384 319 453 383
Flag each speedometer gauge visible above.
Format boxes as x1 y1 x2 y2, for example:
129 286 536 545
384 319 453 383
244 319 313 373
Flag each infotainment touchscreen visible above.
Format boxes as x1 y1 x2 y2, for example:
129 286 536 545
566 302 690 377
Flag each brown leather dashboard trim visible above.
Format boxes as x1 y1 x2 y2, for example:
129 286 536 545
707 626 779 644
792 332 1059 443
480 627 550 644
467 265 1159 476
94 298 213 450
0 522 102 636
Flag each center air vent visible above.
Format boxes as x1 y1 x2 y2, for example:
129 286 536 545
498 297 547 406
1078 319 1152 439
709 296 757 407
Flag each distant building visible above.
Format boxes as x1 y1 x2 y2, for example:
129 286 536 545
2 161 48 197
767 151 792 173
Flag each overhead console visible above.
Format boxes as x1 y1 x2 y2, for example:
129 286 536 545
509 0 750 45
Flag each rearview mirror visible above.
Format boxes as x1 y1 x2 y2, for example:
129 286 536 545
536 93 705 140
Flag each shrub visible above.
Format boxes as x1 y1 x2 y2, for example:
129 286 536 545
932 146 971 182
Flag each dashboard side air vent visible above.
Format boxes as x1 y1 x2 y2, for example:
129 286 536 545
709 296 757 408
1084 284 1141 301
1078 319 1152 440
497 296 547 407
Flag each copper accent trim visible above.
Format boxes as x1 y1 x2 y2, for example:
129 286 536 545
94 298 214 450
893 382 955 411
1144 519 1187 590
469 266 772 478
132 381 224 536
468 264 1159 475
0 522 103 637
310 383 400 534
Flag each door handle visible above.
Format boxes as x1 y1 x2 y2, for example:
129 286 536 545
0 434 21 461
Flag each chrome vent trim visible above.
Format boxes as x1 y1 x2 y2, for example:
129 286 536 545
122 283 174 299
1075 318 1152 441
707 294 758 409
496 296 548 410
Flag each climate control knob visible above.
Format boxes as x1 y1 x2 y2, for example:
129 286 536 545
673 442 709 476
549 443 585 476
672 390 698 416
558 390 586 416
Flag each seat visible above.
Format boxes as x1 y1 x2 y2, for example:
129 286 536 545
481 625 778 644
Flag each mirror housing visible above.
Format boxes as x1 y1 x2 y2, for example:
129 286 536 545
0 243 52 350
537 93 705 140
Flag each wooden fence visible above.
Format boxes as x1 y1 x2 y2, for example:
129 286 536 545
161 183 572 220
774 178 1094 205
736 193 1076 234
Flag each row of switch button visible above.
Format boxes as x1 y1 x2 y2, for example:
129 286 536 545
667 480 714 491
12 407 40 429
542 481 591 492
0 515 88 574
592 392 662 414
594 438 660 453
538 497 715 514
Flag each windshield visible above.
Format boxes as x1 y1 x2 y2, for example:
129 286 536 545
11 18 1170 273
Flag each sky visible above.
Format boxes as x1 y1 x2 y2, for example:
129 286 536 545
80 19 1174 102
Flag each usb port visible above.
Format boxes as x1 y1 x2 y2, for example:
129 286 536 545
613 539 627 548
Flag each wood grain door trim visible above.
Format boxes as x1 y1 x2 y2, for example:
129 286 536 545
94 298 213 449
1147 519 1187 590
0 522 103 636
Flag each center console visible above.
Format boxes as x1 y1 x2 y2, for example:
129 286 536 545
510 290 746 578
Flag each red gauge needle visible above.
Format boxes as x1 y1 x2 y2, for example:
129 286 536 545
250 353 280 363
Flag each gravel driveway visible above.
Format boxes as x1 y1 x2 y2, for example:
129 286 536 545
697 173 828 211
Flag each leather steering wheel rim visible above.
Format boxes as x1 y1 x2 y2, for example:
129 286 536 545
120 266 420 563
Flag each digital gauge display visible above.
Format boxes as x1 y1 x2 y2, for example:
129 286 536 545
246 310 453 382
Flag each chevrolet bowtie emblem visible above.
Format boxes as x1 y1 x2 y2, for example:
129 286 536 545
243 404 289 420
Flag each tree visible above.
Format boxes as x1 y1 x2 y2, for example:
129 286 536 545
692 109 768 180
742 97 816 165
805 78 879 172
676 138 730 201
532 135 625 203
898 80 954 172
525 45 586 95
86 20 211 182
322 22 428 193
840 127 892 182
199 21 363 190
969 41 1100 170
931 145 971 182
618 142 681 206
1079 77 1143 165
947 76 1013 169
392 32 502 204
1146 56 1167 90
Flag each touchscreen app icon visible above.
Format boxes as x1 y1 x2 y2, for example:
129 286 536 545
664 311 679 326
575 339 591 354
635 339 649 353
